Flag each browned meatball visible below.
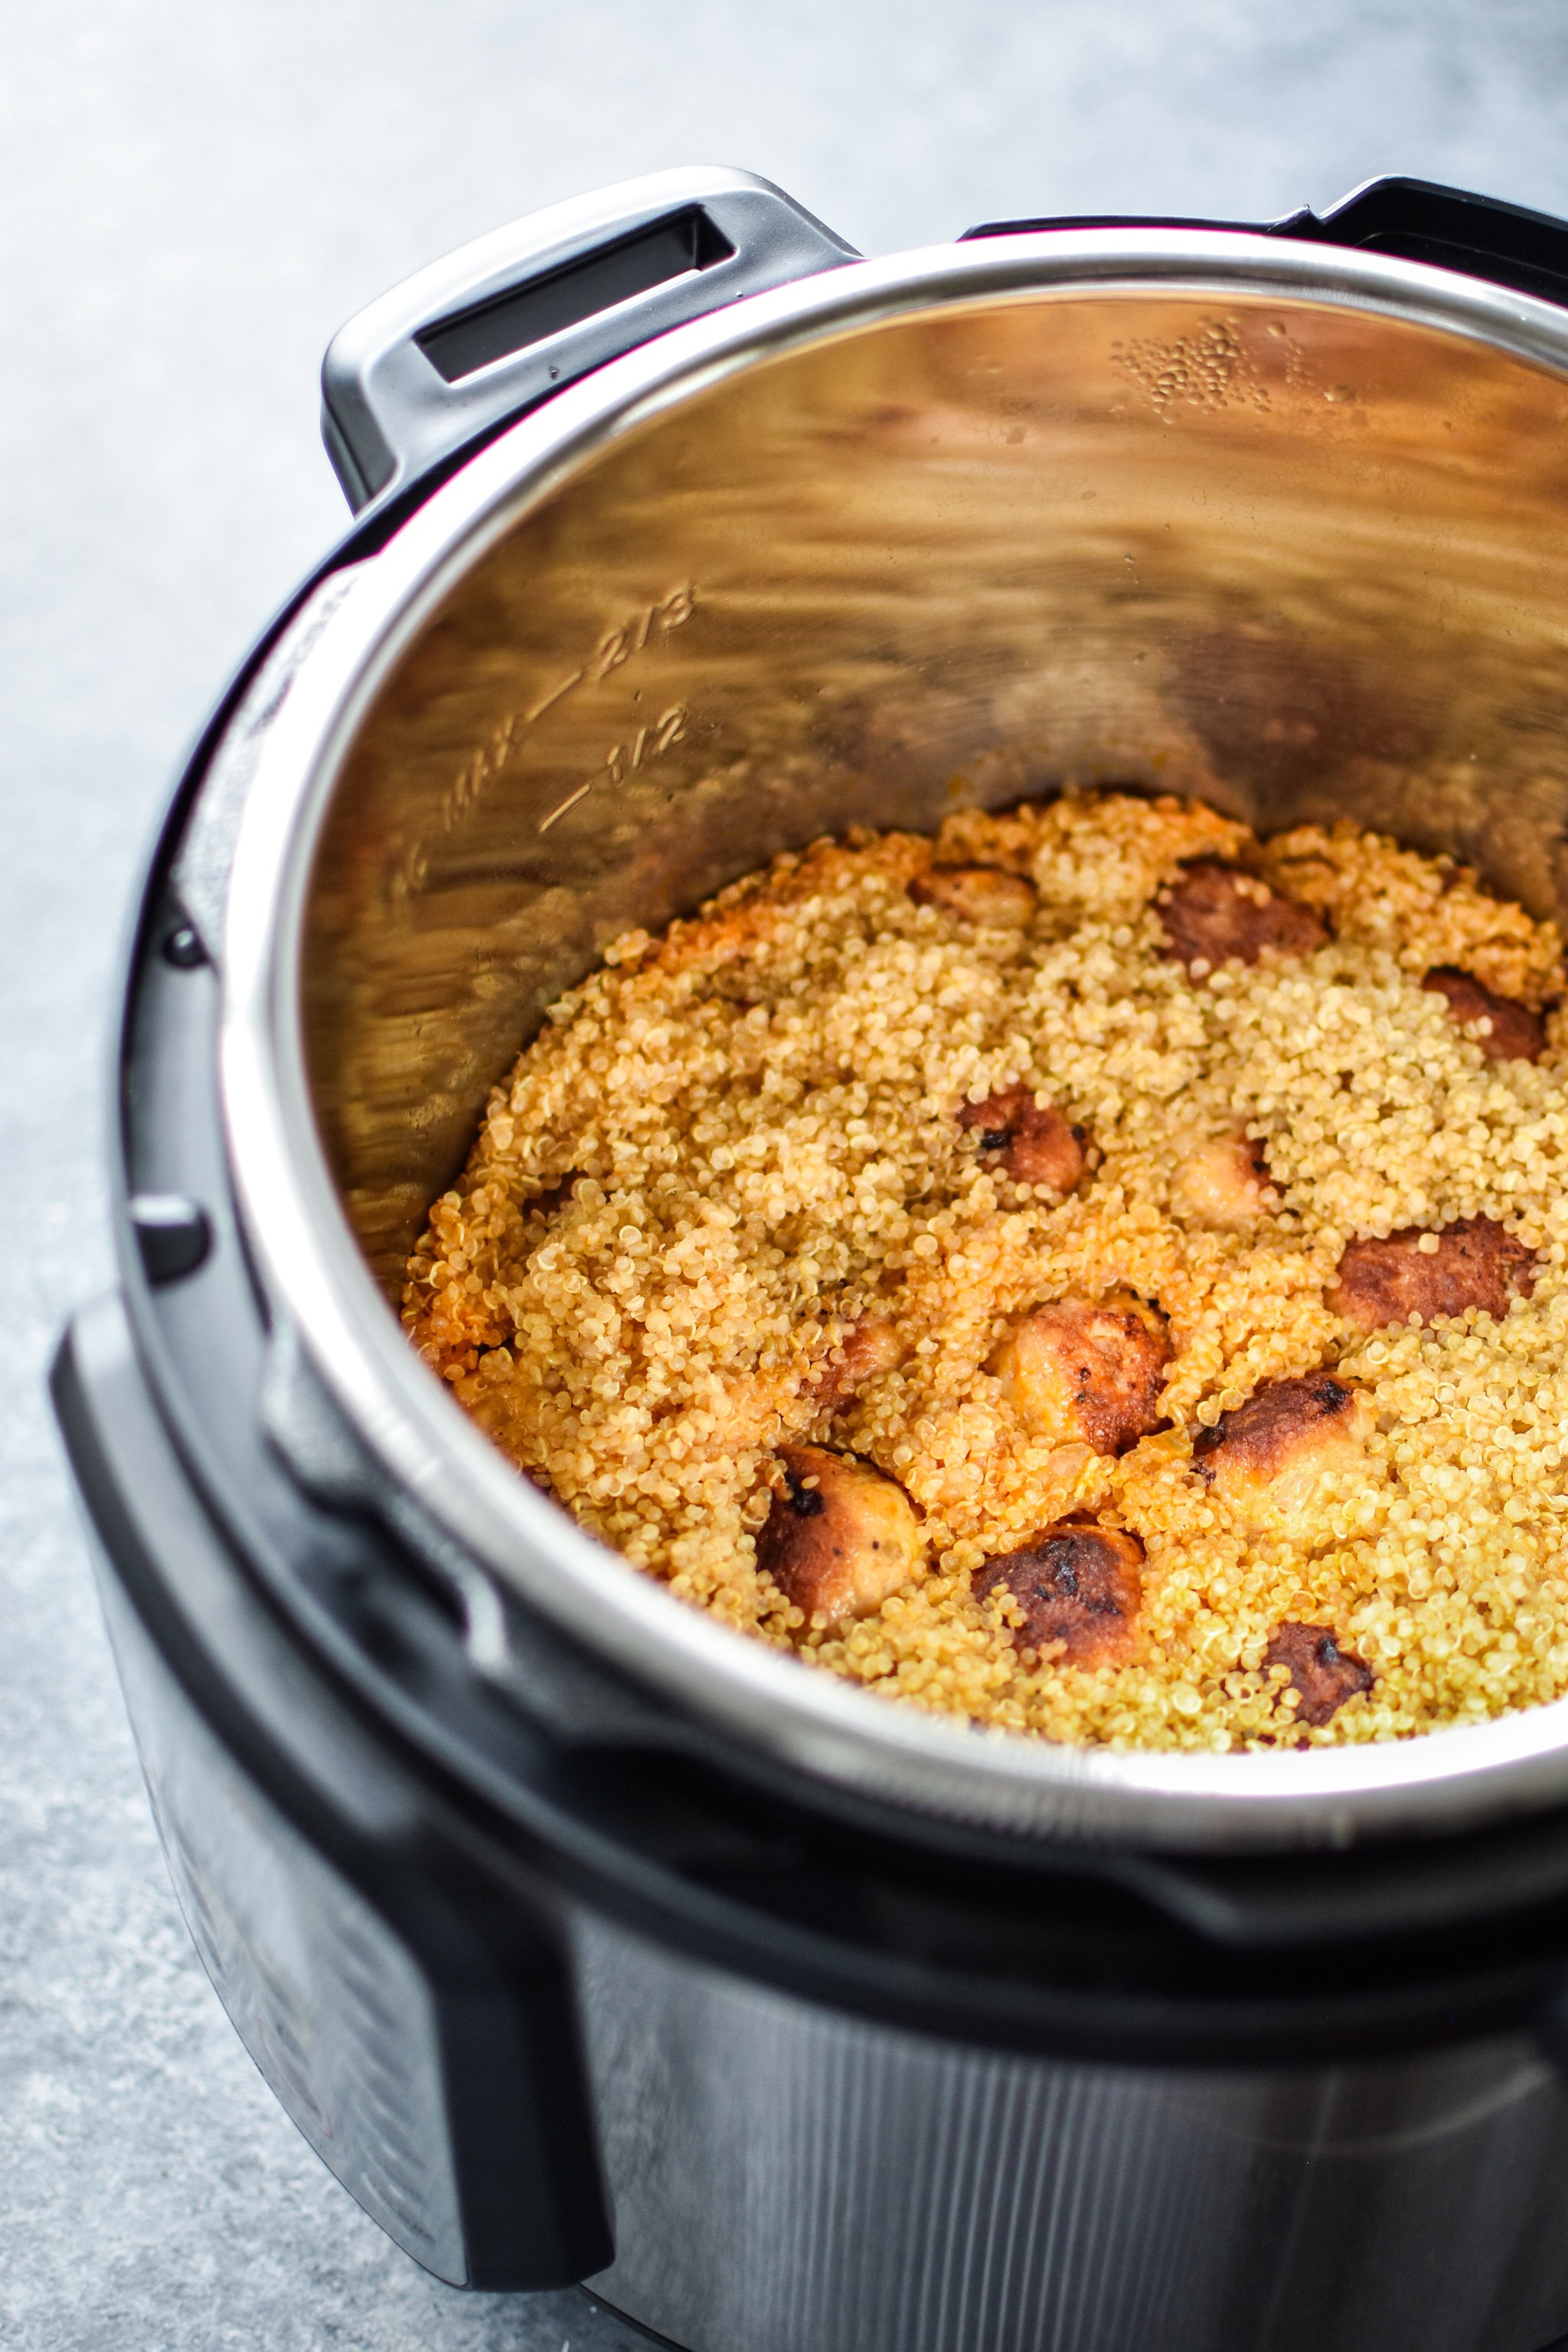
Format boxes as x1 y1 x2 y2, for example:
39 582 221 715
1329 1216 1538 1331
994 1295 1170 1456
1174 1133 1276 1229
808 1317 908 1411
1193 1372 1370 1521
1156 859 1328 974
1263 1620 1374 1727
957 1086 1087 1192
910 865 1037 927
1423 966 1546 1063
756 1446 923 1630
974 1523 1144 1664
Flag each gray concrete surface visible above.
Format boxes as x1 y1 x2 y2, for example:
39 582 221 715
5 2 1568 2344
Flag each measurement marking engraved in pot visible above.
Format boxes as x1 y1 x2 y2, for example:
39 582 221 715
537 702 689 835
387 585 694 904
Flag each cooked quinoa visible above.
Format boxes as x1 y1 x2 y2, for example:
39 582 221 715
403 791 1568 1752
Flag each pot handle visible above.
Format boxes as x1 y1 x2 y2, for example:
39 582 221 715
963 175 1568 312
322 165 858 515
1274 176 1568 307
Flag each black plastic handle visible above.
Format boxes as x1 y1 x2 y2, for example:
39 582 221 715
963 174 1568 312
322 165 858 518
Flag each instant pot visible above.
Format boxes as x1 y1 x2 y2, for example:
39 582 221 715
52 165 1568 2352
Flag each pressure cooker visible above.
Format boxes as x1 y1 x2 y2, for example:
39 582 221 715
52 165 1568 2352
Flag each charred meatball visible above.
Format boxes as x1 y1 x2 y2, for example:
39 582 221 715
1264 1619 1374 1727
974 1523 1144 1664
1193 1373 1371 1521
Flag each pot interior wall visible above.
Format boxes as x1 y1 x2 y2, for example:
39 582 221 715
298 282 1568 1295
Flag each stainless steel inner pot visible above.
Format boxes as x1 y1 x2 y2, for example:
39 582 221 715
207 211 1568 1854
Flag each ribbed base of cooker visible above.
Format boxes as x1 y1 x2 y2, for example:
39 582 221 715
576 1908 1568 2352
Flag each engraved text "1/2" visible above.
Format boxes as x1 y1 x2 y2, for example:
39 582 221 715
538 703 688 835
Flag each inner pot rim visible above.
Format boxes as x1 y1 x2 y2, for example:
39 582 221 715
219 226 1568 1853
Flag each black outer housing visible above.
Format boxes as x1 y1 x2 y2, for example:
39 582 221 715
48 175 1568 2295
964 175 1568 314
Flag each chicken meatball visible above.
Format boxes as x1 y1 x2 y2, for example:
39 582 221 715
994 1295 1170 1456
1330 1216 1537 1331
1423 966 1545 1063
756 1446 923 1630
910 865 1038 927
974 1523 1144 1664
1174 1134 1276 1230
808 1318 908 1411
1263 1619 1374 1727
957 1086 1086 1193
1157 859 1327 974
1193 1372 1371 1521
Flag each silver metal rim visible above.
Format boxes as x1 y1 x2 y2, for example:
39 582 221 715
220 226 1568 1851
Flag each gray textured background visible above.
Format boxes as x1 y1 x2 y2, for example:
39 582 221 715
7 3 1568 2345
